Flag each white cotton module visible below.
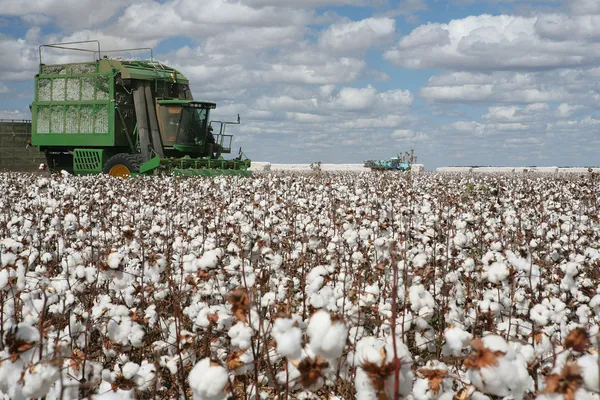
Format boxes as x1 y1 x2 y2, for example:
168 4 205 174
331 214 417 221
188 358 229 400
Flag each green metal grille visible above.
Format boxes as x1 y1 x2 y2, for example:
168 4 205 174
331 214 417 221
73 149 105 174
32 67 115 148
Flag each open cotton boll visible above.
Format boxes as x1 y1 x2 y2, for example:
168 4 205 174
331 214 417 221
530 304 550 326
21 363 60 399
261 292 276 308
441 326 472 357
107 252 123 269
465 335 532 399
413 253 428 268
195 249 224 270
578 354 599 391
413 361 453 400
188 358 230 400
353 336 414 399
272 318 303 360
0 268 8 290
486 262 509 284
409 284 435 314
306 310 348 360
121 362 140 380
228 322 253 350
453 232 468 248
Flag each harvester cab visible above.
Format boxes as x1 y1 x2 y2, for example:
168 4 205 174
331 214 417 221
31 41 251 177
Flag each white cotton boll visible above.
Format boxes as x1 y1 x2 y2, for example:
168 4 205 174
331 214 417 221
504 250 530 271
355 366 379 399
276 360 302 389
453 232 468 248
264 253 283 270
1 252 16 267
466 335 532 399
21 363 60 399
343 229 358 247
530 304 550 326
409 284 435 314
122 362 140 380
576 305 590 325
0 269 8 290
188 358 230 400
129 323 145 347
353 336 414 398
107 252 123 269
306 266 328 294
383 337 414 397
320 322 349 359
272 318 303 360
415 330 435 352
306 310 348 360
413 253 428 268
441 326 472 357
228 322 253 350
196 249 224 270
486 262 509 284
413 362 453 400
578 354 599 391
135 361 156 391
261 292 276 308
1 238 23 253
94 382 135 399
351 251 364 262
160 356 179 375
490 241 503 251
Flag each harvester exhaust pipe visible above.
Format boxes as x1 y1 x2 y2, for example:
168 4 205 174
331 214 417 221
132 82 151 162
143 82 164 158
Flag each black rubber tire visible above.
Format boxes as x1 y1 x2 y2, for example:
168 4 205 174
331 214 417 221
102 153 143 176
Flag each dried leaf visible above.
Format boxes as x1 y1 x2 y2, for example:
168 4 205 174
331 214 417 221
112 375 137 391
226 350 246 371
453 386 471 400
419 368 448 395
69 349 85 374
297 356 329 388
565 327 590 352
544 363 583 400
227 288 250 323
463 338 504 370
362 360 396 396
5 328 36 362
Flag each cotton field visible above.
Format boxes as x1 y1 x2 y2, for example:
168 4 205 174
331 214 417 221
1 170 600 400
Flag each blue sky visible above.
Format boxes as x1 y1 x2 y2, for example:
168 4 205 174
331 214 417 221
1 0 599 169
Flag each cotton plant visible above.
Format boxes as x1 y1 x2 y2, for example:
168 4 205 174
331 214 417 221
3 170 600 398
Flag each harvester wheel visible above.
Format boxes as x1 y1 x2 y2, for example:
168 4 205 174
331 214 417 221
103 153 142 178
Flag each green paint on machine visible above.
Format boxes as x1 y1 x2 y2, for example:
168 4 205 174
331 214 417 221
30 41 252 177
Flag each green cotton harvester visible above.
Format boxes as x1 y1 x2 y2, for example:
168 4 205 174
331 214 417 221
30 41 251 177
